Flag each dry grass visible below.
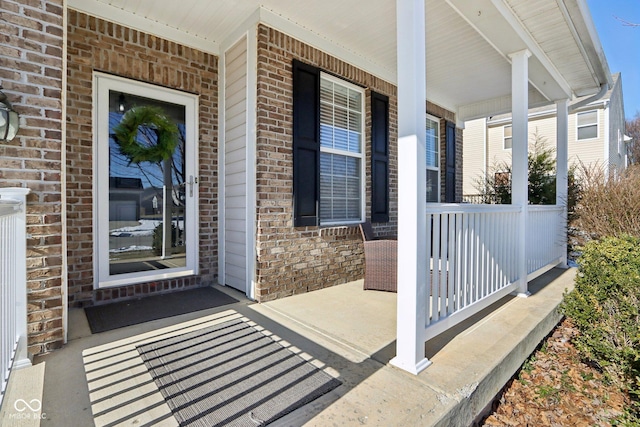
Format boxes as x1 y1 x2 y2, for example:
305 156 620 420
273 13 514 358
572 164 640 241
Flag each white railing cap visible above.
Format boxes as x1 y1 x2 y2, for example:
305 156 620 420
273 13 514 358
0 187 31 198
426 203 522 214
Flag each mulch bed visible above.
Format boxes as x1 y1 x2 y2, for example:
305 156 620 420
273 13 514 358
480 318 630 426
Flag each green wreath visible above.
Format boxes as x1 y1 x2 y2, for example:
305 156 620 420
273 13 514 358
114 105 179 164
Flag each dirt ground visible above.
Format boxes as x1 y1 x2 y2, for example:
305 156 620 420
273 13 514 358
480 318 631 427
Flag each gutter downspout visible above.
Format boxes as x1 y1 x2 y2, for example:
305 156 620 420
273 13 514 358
568 83 608 112
483 117 488 185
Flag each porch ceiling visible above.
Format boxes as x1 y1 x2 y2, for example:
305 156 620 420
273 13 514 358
68 0 610 121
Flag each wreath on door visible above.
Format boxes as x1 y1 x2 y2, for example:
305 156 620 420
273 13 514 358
113 105 179 164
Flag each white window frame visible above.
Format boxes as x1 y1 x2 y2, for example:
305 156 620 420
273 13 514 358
426 114 440 203
503 125 512 150
93 73 199 289
319 72 365 226
618 129 622 156
576 109 598 141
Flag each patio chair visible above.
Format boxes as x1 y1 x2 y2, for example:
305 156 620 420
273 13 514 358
359 222 397 292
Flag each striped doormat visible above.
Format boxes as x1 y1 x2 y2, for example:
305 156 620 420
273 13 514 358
137 319 341 426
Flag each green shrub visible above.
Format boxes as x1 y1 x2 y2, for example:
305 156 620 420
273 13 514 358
562 236 640 420
152 222 179 255
472 131 580 209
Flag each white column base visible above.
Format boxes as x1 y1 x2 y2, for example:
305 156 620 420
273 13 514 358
13 336 33 370
390 356 432 375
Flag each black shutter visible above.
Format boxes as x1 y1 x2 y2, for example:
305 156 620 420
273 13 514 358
444 121 456 203
292 59 321 226
371 91 389 223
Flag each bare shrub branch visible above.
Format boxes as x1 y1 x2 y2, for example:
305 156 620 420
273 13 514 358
572 164 640 240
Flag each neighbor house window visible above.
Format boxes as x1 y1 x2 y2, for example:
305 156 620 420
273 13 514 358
319 73 365 224
426 115 440 202
577 110 598 140
503 125 512 149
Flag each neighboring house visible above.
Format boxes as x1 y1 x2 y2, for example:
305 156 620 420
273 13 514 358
463 73 627 198
0 0 611 373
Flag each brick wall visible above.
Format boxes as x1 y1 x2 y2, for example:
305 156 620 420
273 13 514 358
66 10 218 307
0 0 65 356
254 25 400 301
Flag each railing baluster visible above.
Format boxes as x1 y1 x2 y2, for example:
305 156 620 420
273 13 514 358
454 213 463 311
461 213 469 308
425 212 433 326
0 188 30 410
431 214 440 322
439 214 448 317
447 213 455 314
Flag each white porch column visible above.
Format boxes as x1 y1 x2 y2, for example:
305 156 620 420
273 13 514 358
390 0 431 374
510 50 531 296
556 99 569 268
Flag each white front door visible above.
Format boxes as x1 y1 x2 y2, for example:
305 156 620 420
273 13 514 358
94 73 199 289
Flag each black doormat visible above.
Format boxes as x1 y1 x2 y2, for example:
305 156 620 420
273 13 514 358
84 287 239 334
137 319 341 427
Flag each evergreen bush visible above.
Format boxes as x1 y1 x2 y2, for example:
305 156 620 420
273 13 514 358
561 235 640 421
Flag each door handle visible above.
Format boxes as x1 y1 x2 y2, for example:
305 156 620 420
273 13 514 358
188 175 198 197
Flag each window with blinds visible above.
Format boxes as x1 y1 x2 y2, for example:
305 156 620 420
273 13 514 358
426 115 440 202
319 74 365 223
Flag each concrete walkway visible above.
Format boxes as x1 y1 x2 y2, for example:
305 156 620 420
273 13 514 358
1 267 575 427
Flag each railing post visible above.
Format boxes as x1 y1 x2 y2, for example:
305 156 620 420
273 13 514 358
0 188 31 370
391 0 431 375
509 50 531 297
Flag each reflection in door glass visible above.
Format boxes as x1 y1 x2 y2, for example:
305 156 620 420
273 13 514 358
108 91 187 275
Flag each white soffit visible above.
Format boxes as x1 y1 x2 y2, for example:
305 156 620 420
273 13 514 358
425 0 513 111
508 0 610 96
66 0 609 119
67 0 398 83
446 0 573 102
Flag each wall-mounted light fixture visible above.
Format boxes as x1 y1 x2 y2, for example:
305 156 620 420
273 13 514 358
0 87 19 142
118 93 126 113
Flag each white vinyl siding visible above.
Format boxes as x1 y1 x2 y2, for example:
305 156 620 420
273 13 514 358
461 118 486 195
577 110 598 140
224 37 248 291
319 73 364 224
426 115 440 202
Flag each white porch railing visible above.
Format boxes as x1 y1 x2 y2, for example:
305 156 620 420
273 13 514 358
423 203 566 342
527 205 566 279
425 204 522 340
0 188 30 410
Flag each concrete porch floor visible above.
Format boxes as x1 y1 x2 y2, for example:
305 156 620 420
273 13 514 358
1 267 575 427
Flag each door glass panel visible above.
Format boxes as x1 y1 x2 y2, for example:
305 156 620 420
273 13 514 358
107 91 187 275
